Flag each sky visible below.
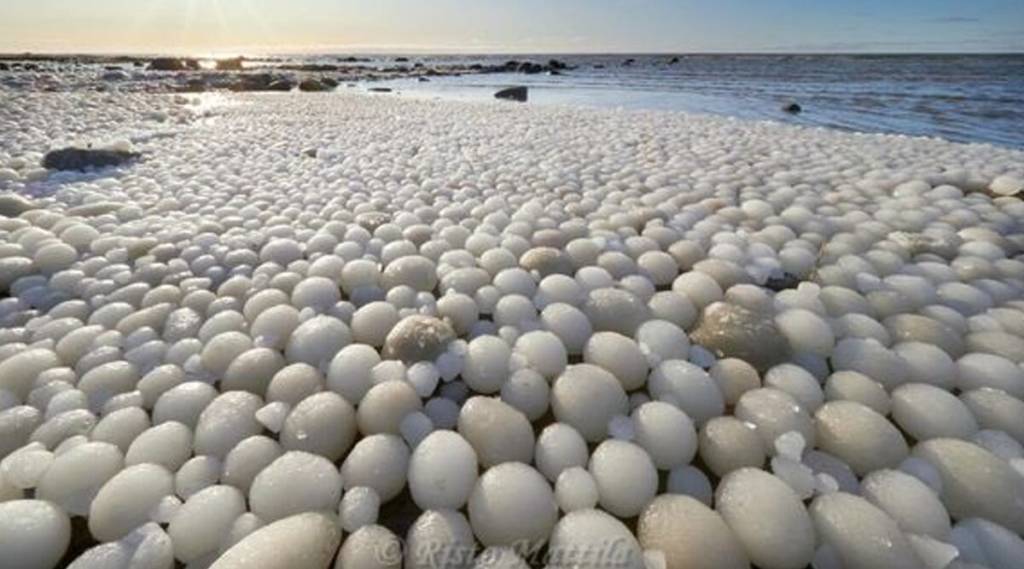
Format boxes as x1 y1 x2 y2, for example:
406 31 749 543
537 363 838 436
1 0 1021 54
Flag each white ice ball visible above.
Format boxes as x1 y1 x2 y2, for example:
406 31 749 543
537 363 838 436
249 451 343 523
588 440 658 518
0 500 70 569
468 462 558 548
408 430 478 510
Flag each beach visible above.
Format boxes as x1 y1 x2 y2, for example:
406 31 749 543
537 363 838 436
2 85 1024 568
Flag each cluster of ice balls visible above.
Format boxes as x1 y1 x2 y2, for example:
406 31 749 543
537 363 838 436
1 90 1024 569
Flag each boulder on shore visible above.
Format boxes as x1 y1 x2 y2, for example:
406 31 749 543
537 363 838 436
215 57 244 71
149 58 198 71
298 78 329 92
495 86 528 102
42 147 139 171
518 62 545 74
229 74 295 92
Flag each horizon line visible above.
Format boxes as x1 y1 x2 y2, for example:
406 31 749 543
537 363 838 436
1 49 1022 58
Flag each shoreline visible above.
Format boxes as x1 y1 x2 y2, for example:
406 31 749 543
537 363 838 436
3 53 1022 149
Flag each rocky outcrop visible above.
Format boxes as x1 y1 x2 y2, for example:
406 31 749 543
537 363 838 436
215 57 244 71
148 58 199 71
298 78 329 92
42 147 139 171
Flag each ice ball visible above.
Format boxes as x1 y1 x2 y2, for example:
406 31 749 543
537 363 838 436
468 462 557 548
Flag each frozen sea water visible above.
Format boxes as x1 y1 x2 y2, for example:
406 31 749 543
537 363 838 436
0 89 1023 568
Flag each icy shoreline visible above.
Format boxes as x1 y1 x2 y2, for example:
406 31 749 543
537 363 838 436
2 92 1024 568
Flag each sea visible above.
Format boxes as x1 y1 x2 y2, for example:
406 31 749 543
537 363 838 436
357 53 1024 149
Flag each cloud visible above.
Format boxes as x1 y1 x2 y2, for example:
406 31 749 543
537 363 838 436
926 16 981 24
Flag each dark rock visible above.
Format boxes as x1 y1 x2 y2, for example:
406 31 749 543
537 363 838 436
282 64 339 72
594 64 606 69
782 102 802 114
298 78 329 92
765 272 801 292
668 56 680 64
184 78 207 92
549 70 563 76
321 77 339 88
43 147 139 171
494 86 528 102
417 77 430 82
623 58 636 66
267 79 294 91
101 70 129 81
215 57 244 71
549 59 569 70
148 58 196 71
23 63 39 71
0 63 8 71
368 87 393 93
518 62 544 74
148 58 178 71
394 57 410 63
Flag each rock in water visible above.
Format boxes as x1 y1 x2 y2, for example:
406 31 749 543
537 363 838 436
495 87 528 102
216 57 244 71
209 512 341 569
690 301 790 371
0 500 71 569
782 103 802 114
43 147 139 171
148 58 189 71
299 79 329 92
